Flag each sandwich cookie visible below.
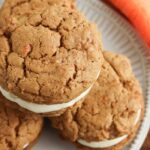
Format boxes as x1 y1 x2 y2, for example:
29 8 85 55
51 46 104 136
0 96 43 150
50 51 144 150
0 2 103 116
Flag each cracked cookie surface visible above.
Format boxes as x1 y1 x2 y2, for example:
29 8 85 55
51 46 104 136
0 97 43 150
50 51 144 150
0 0 103 105
0 0 75 32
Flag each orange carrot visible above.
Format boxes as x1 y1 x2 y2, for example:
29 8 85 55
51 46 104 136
109 0 150 47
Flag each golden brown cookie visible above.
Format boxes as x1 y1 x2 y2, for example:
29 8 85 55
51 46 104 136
0 99 43 150
0 0 75 32
0 0 103 116
50 51 144 150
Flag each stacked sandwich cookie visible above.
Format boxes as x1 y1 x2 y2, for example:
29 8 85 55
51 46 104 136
0 0 103 117
0 98 43 150
0 0 144 150
50 51 144 150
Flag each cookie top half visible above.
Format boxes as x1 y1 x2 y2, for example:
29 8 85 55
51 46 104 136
0 0 75 30
51 51 143 149
0 95 43 150
0 0 103 107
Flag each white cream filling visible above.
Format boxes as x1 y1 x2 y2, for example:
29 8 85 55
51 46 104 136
0 84 93 113
23 143 29 149
134 109 141 126
78 108 141 148
0 71 100 114
78 135 128 148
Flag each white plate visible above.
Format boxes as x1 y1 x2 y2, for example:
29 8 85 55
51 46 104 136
34 0 150 150
0 0 149 149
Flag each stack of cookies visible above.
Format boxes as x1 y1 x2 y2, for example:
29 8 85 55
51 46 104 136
0 0 144 150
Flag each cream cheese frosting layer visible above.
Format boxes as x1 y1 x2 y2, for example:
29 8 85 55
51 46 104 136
78 135 128 148
0 85 93 113
134 109 141 126
23 143 29 149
